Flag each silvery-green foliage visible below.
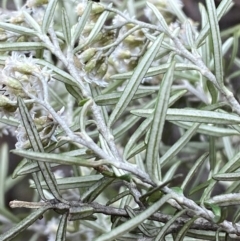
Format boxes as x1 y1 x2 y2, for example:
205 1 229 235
0 0 240 240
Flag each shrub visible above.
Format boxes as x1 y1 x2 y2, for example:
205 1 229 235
0 0 240 240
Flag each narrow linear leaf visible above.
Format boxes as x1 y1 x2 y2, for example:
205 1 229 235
108 33 164 127
146 2 169 34
0 143 8 206
95 194 173 241
0 206 50 241
181 152 209 191
42 0 58 34
227 32 239 72
94 89 155 106
146 61 175 181
18 97 65 203
213 172 240 181
31 175 103 190
196 0 233 47
209 136 216 170
168 0 187 23
81 177 115 202
72 1 93 47
159 123 200 168
22 10 41 33
154 210 186 241
114 99 156 140
86 4 111 45
61 8 71 45
0 117 19 127
206 0 223 86
106 191 131 206
0 22 36 36
131 108 240 125
175 216 198 241
12 149 109 167
15 149 95 176
0 42 45 51
124 89 187 159
56 212 68 241
172 120 238 137
185 20 195 48
111 63 199 80
218 151 240 180
125 206 152 237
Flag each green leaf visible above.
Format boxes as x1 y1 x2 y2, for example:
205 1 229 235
146 2 169 34
22 10 41 33
0 143 8 207
108 33 164 127
0 206 50 241
30 175 103 190
114 99 156 140
208 203 221 223
65 84 83 100
61 8 71 45
81 177 115 202
18 97 65 203
196 0 233 47
94 89 155 106
145 60 175 180
56 212 68 241
0 22 37 36
94 194 173 241
124 89 187 159
0 117 19 127
189 179 212 196
159 123 200 168
15 149 94 176
175 216 198 241
125 206 152 237
42 0 58 34
72 1 93 47
12 149 109 167
227 32 239 73
154 210 186 240
86 4 111 45
131 108 240 125
206 0 223 87
172 120 238 137
213 172 240 181
111 63 199 80
106 191 131 206
181 152 209 191
0 42 45 51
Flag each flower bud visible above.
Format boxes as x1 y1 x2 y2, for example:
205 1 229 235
0 95 11 107
3 105 17 113
118 50 131 59
26 0 49 8
13 62 40 75
78 48 96 64
4 77 22 90
91 3 105 14
76 3 85 17
96 62 108 79
124 35 143 47
9 13 24 24
84 58 97 73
